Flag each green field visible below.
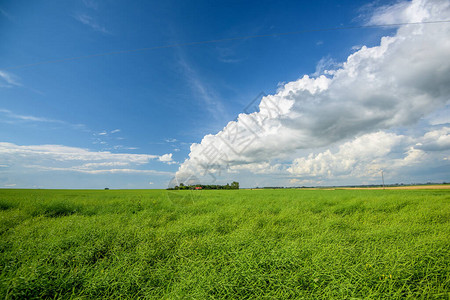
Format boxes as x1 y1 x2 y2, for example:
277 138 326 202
0 189 449 299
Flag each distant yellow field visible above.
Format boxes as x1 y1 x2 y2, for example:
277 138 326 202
301 185 450 190
340 185 450 190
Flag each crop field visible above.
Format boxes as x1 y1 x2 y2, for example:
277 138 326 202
0 188 449 299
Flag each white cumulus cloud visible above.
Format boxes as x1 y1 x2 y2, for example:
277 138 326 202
176 0 450 184
287 132 405 178
287 127 450 184
159 153 176 165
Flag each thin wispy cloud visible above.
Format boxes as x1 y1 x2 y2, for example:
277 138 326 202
104 145 139 151
0 108 88 131
82 0 99 10
0 70 46 95
0 8 13 21
177 51 228 123
311 56 342 77
0 70 21 88
25 165 173 175
95 129 121 136
0 109 64 123
74 13 110 34
0 142 175 175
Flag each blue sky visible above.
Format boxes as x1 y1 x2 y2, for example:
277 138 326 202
1 0 449 188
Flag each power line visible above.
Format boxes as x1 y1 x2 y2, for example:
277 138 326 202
4 20 450 70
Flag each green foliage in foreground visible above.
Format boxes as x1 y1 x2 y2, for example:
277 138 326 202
0 189 449 299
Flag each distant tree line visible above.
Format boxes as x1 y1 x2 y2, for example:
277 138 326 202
168 181 239 190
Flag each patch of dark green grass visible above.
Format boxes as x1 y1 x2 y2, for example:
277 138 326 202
0 199 16 211
31 200 82 217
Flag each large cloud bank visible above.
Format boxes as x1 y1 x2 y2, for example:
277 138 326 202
287 128 450 179
177 0 450 184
